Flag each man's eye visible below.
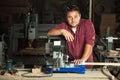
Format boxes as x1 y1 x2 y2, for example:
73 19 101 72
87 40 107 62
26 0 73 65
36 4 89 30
75 15 78 18
68 16 72 19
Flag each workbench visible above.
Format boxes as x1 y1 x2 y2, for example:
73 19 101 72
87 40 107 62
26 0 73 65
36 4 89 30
0 68 114 80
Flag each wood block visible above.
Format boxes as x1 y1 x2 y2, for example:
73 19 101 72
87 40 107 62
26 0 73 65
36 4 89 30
32 68 41 74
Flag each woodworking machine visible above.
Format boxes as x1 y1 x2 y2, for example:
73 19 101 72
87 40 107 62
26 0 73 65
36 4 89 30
45 37 86 74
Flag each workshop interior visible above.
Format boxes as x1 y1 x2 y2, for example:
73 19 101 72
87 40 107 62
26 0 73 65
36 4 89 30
0 0 120 80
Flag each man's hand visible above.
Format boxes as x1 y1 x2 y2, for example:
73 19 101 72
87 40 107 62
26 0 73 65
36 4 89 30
73 59 85 65
61 29 74 41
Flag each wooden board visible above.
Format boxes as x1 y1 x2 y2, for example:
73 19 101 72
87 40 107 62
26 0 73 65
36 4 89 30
0 69 111 80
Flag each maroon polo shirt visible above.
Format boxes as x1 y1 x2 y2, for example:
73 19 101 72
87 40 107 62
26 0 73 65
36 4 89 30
55 19 95 62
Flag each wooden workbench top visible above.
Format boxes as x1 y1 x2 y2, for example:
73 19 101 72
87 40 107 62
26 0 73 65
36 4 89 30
0 69 113 80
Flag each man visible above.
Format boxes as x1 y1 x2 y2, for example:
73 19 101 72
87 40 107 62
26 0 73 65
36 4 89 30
47 5 95 67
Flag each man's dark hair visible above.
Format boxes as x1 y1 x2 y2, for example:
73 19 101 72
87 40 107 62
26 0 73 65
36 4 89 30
64 5 81 15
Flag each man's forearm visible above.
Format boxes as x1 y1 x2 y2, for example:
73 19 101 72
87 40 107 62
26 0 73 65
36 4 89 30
47 28 74 41
47 28 63 36
81 44 93 61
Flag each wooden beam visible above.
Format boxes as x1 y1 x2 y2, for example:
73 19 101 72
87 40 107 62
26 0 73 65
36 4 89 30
85 62 120 66
0 7 30 14
0 0 31 7
69 61 120 66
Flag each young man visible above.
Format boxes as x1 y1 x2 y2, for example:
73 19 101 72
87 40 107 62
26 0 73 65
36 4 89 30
47 5 95 67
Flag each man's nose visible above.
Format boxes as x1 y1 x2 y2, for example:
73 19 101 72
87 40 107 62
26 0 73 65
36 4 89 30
72 18 75 22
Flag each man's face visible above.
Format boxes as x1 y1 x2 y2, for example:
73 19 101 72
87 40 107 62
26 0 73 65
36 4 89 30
66 10 81 28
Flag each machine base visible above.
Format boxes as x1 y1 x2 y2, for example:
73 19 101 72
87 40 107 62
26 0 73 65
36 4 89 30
53 65 86 74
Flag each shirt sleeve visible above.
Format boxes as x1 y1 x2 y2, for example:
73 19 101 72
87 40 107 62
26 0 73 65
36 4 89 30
85 20 95 47
54 22 66 29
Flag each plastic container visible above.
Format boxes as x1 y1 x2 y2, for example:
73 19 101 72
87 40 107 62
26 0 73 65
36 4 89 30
6 59 12 71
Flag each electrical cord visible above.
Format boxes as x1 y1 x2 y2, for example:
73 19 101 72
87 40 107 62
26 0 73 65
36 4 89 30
21 72 53 78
